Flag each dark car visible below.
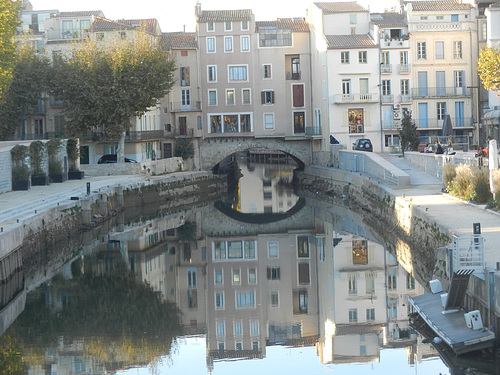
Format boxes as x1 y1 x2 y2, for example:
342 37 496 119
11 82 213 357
352 138 373 152
97 154 138 164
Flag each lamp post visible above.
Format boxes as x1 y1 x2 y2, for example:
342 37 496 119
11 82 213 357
467 85 480 149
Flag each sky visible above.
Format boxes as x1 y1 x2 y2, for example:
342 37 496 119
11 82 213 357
29 0 396 33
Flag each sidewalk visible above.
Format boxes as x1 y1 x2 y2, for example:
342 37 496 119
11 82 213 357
383 154 500 270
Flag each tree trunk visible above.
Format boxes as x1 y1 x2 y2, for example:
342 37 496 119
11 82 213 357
117 132 126 163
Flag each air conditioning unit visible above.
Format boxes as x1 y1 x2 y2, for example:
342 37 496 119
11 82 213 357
393 110 401 120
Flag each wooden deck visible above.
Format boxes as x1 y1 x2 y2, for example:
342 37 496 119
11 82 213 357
409 292 495 355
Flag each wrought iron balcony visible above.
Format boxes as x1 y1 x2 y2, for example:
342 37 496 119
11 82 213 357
411 87 471 98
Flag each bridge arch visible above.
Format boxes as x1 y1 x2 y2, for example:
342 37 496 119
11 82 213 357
199 137 312 171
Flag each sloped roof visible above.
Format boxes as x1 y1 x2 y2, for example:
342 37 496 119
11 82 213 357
314 2 368 13
58 10 105 18
370 13 407 27
256 18 309 32
326 34 376 48
197 9 252 22
410 0 474 11
118 19 160 35
161 32 197 50
90 17 136 32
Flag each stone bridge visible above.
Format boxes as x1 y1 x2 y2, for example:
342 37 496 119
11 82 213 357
199 136 314 170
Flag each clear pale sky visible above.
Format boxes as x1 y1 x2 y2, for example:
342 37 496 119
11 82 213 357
29 0 396 33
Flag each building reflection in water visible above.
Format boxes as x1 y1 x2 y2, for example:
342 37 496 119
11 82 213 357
1 159 452 374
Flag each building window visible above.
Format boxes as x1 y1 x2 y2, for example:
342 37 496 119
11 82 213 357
435 41 444 59
314 108 321 128
382 79 391 96
188 290 197 308
263 64 272 79
348 274 357 294
248 268 257 284
297 235 309 257
234 320 243 337
216 320 225 337
228 65 248 81
208 65 217 82
225 21 232 31
215 292 224 309
352 239 368 264
241 20 249 30
400 51 408 65
359 51 367 63
215 269 223 285
271 292 279 306
208 89 217 106
96 32 104 40
453 41 462 59
292 84 304 107
267 266 280 280
232 268 241 285
264 113 274 130
365 273 375 293
341 51 350 64
250 319 259 336
293 290 308 313
388 297 398 319
242 89 251 105
350 14 357 24
268 241 278 258
224 36 233 52
387 271 397 290
261 90 274 105
454 71 464 94
187 268 197 288
180 67 190 86
417 42 426 59
241 36 249 51
400 79 409 95
366 308 375 321
291 57 300 79
406 272 416 289
349 308 358 322
293 111 305 134
298 263 310 285
180 50 188 56
342 79 351 95
236 291 255 308
259 29 292 47
437 102 446 120
181 89 191 108
207 21 214 31
226 89 235 105
348 108 364 133
207 37 215 53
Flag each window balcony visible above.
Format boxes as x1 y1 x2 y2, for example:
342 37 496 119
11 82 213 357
400 94 411 104
125 130 165 141
399 64 411 74
332 93 379 104
381 64 392 74
380 39 410 49
381 94 394 103
382 120 401 130
169 101 202 112
305 126 322 136
414 116 473 129
411 87 471 98
46 28 90 41
285 71 301 80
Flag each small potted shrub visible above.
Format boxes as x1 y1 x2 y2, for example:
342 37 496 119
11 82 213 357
47 138 66 183
11 144 31 190
67 138 84 179
30 140 49 185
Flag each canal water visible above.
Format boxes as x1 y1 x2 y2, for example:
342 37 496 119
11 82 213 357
1 151 479 374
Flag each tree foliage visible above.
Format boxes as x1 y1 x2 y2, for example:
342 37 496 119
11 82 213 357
174 137 194 160
0 44 52 140
478 45 500 93
399 110 420 155
0 0 20 100
53 32 176 140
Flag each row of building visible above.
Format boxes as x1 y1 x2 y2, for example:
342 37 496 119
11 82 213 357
15 0 500 167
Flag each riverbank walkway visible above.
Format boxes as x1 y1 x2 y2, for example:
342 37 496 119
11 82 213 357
0 159 499 269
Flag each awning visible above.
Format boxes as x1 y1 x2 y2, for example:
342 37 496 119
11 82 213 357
483 109 500 125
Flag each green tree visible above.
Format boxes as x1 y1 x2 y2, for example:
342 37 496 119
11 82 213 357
174 138 194 160
0 0 20 100
399 110 420 155
53 32 176 160
478 45 500 92
0 45 52 140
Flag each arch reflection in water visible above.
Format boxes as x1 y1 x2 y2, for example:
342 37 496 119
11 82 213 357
0 192 454 374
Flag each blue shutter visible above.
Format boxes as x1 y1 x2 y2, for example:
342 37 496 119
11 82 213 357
418 103 428 128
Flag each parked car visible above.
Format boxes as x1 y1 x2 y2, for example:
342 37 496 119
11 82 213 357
352 138 373 152
97 154 137 164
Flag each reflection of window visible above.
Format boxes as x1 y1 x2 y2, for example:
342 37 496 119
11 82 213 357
234 320 242 337
352 240 368 264
366 308 375 321
225 21 232 31
298 263 310 285
215 269 223 285
225 36 233 52
228 241 243 258
250 319 259 336
271 292 279 306
417 42 426 59
382 80 391 96
262 90 274 104
348 108 364 134
348 274 357 294
453 41 462 59
208 90 217 105
188 290 197 308
187 268 197 288
229 65 247 81
264 113 274 130
215 292 224 309
248 268 257 283
216 320 225 337
437 102 446 120
435 41 444 59
388 297 398 319
341 51 350 64
241 36 249 51
366 273 375 293
236 291 255 308
208 65 217 82
297 236 309 257
401 79 409 95
180 67 190 86
207 22 214 31
233 268 241 284
207 37 215 52
226 89 235 105
268 242 278 258
242 89 251 104
267 266 280 280
263 64 272 78
242 20 249 30
292 84 304 107
349 308 358 322
406 272 415 289
359 51 367 63
293 290 308 313
387 270 397 290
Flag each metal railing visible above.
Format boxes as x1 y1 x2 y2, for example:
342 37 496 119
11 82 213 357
169 101 202 112
126 130 164 141
305 126 321 136
285 71 301 80
411 87 471 98
452 234 484 275
414 117 473 129
333 93 378 103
